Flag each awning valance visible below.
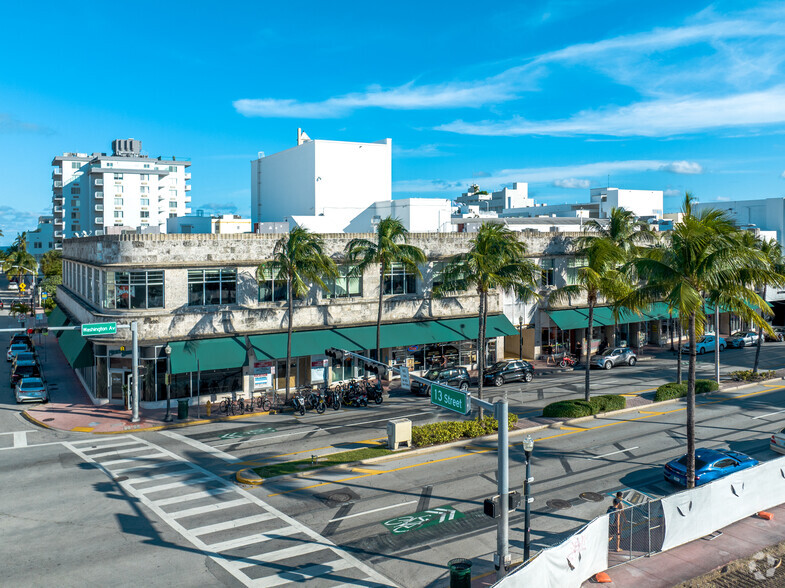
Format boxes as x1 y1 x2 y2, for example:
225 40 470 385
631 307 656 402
58 328 94 368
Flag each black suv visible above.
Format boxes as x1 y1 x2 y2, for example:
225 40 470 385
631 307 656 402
411 367 471 396
9 334 33 350
484 360 534 387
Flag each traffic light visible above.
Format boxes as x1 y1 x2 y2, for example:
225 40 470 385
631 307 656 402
484 498 499 518
325 348 345 361
484 493 521 518
26 328 33 335
366 363 388 379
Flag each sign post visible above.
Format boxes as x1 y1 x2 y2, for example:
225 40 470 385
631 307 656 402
81 322 118 336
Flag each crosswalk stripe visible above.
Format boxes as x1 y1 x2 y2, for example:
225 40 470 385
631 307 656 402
113 462 184 475
100 452 168 467
206 526 299 552
153 487 234 507
80 440 143 452
125 469 195 485
87 446 150 458
249 558 354 588
137 477 214 495
169 499 250 520
253 542 327 565
188 513 275 537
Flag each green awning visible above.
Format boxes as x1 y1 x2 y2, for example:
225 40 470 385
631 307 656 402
58 328 94 369
47 306 70 337
168 336 250 375
167 315 518 374
547 304 674 330
545 309 590 331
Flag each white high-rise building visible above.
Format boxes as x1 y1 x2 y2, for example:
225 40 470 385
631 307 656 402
52 138 191 248
251 129 391 230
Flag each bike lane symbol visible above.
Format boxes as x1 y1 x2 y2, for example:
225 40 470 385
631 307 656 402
382 506 464 534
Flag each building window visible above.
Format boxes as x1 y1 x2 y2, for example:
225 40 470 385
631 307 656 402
71 162 80 169
114 211 123 219
115 186 124 193
71 212 80 219
140 174 148 181
34 242 42 249
72 225 81 233
106 162 113 168
143 164 150 169
169 213 177 218
105 270 164 309
567 257 587 285
188 269 237 306
431 262 447 291
70 187 80 195
383 262 417 295
140 198 149 206
114 173 123 180
168 166 177 172
140 211 149 218
169 200 177 208
325 266 362 298
541 258 555 286
140 186 148 194
71 199 80 207
114 198 123 206
258 268 288 302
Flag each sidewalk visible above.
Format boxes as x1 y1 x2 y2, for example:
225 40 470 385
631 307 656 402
583 502 785 587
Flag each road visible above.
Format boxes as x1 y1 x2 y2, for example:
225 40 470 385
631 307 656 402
2 296 785 586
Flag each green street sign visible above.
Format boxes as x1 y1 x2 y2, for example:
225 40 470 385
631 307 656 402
431 383 469 415
81 322 117 336
382 506 464 534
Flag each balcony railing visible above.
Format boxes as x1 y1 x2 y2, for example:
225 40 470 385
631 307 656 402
184 208 191 214
54 243 63 250
54 219 64 226
185 173 191 180
53 180 63 188
94 191 103 199
95 179 103 186
185 185 191 191
53 169 62 177
95 204 104 212
53 206 63 213
184 196 191 202
95 217 104 224
54 197 64 204
54 231 63 238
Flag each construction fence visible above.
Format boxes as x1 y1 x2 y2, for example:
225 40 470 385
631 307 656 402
494 455 785 588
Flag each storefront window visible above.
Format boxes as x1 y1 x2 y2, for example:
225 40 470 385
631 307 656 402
384 262 417 295
104 270 164 309
95 357 107 399
541 259 555 286
325 265 362 298
188 269 236 306
258 268 288 302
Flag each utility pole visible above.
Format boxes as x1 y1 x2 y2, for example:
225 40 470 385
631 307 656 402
131 321 140 423
495 399 510 580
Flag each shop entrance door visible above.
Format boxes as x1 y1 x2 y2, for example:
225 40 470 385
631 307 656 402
109 370 128 404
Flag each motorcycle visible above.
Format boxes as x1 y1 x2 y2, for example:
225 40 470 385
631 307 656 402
559 354 579 368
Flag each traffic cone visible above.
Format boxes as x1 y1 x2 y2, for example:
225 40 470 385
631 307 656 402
594 571 612 583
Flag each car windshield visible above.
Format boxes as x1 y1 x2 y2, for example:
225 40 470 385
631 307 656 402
10 344 26 351
731 332 744 337
15 352 33 361
677 455 710 470
600 349 615 356
490 362 509 370
424 370 442 380
16 366 36 374
20 379 43 389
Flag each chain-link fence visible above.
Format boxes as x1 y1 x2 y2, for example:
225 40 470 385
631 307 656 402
607 499 665 567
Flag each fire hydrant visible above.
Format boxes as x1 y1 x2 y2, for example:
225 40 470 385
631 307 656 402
206 400 212 417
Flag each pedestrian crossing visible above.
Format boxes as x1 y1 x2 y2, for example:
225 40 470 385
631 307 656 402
65 435 395 587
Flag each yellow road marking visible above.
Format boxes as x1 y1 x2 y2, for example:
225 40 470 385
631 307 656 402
236 436 388 466
70 426 94 432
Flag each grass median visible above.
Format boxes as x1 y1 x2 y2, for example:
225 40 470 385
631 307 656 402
250 447 393 479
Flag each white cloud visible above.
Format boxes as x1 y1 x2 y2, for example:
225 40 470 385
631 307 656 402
393 144 447 158
0 113 53 135
661 161 703 174
781 170 785 179
394 159 665 194
664 188 682 197
437 87 785 137
553 178 591 189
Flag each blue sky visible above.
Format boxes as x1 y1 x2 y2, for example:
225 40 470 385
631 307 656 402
2 0 785 244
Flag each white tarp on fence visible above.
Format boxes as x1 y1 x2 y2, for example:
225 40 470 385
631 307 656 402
661 455 785 551
495 514 609 588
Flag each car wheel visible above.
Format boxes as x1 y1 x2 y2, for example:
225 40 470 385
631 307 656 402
524 372 533 382
459 382 469 391
604 362 613 370
740 341 745 348
494 375 504 387
628 357 636 366
719 344 725 351
698 347 705 355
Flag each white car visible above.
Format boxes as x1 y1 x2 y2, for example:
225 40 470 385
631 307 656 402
7 282 18 291
771 427 785 454
682 335 726 355
6 343 28 362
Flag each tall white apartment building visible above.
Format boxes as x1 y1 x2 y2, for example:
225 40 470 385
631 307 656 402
52 138 191 248
251 129 391 230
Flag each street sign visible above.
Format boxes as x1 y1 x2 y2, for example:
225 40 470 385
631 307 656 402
41 292 48 299
431 383 469 415
18 283 26 292
81 322 117 336
399 366 411 390
382 506 464 534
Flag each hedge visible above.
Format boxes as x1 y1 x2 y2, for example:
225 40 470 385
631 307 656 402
730 370 777 382
542 394 626 418
411 414 519 448
654 379 719 402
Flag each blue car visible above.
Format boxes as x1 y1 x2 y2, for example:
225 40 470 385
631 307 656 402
663 448 758 486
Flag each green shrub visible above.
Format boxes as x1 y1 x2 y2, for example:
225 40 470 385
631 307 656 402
589 394 626 413
542 400 594 418
411 413 519 447
654 382 688 402
695 379 719 394
730 370 777 382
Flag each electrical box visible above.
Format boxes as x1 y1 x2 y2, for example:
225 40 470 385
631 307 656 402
387 418 412 450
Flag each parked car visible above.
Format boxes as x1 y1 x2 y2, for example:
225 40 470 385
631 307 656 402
410 367 470 396
727 331 760 348
10 360 40 387
14 377 48 404
484 360 534 386
663 448 758 486
764 327 785 342
682 335 726 355
592 347 637 370
6 343 28 362
771 427 785 454
9 333 33 350
11 351 36 371
7 282 18 291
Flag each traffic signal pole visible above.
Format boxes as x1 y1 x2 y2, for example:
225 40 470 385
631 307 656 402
325 347 510 579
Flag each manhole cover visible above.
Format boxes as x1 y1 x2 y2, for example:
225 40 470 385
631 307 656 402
42 418 54 422
546 499 573 510
580 492 605 502
114 476 128 482
329 492 353 503
313 487 360 507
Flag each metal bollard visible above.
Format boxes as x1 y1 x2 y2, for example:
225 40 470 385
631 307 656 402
206 400 211 417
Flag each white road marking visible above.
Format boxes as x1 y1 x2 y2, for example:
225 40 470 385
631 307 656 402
189 513 275 536
212 411 434 448
0 441 63 452
100 452 168 466
752 408 785 419
126 469 194 484
137 476 214 495
159 430 240 463
170 499 250 520
588 447 639 460
80 439 142 451
0 431 32 447
206 527 299 552
152 487 233 507
329 500 418 522
249 559 355 588
87 446 149 458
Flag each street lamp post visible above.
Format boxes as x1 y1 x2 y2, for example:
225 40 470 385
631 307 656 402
518 315 524 360
522 434 534 563
164 344 173 422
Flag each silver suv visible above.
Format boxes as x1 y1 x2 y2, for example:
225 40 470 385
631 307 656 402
593 347 637 370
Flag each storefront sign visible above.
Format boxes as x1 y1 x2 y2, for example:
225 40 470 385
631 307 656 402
408 345 420 352
311 358 328 384
431 383 469 415
399 366 411 390
253 360 275 390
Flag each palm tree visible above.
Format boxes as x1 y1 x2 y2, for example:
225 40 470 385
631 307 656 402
2 249 37 286
345 217 426 362
580 208 656 346
257 227 337 400
11 232 28 253
434 223 539 417
633 194 777 487
550 238 626 402
749 237 785 374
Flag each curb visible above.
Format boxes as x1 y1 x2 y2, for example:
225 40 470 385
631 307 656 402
21 410 54 430
236 468 264 485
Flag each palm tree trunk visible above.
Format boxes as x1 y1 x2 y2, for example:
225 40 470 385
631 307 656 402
476 289 486 420
686 311 697 489
585 298 594 402
754 285 766 374
376 265 383 362
677 321 683 385
714 309 720 385
614 319 618 347
286 280 293 402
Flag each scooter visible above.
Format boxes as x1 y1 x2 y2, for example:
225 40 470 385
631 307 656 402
559 354 579 368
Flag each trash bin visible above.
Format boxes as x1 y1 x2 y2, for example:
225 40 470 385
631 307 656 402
448 558 472 588
177 399 189 420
